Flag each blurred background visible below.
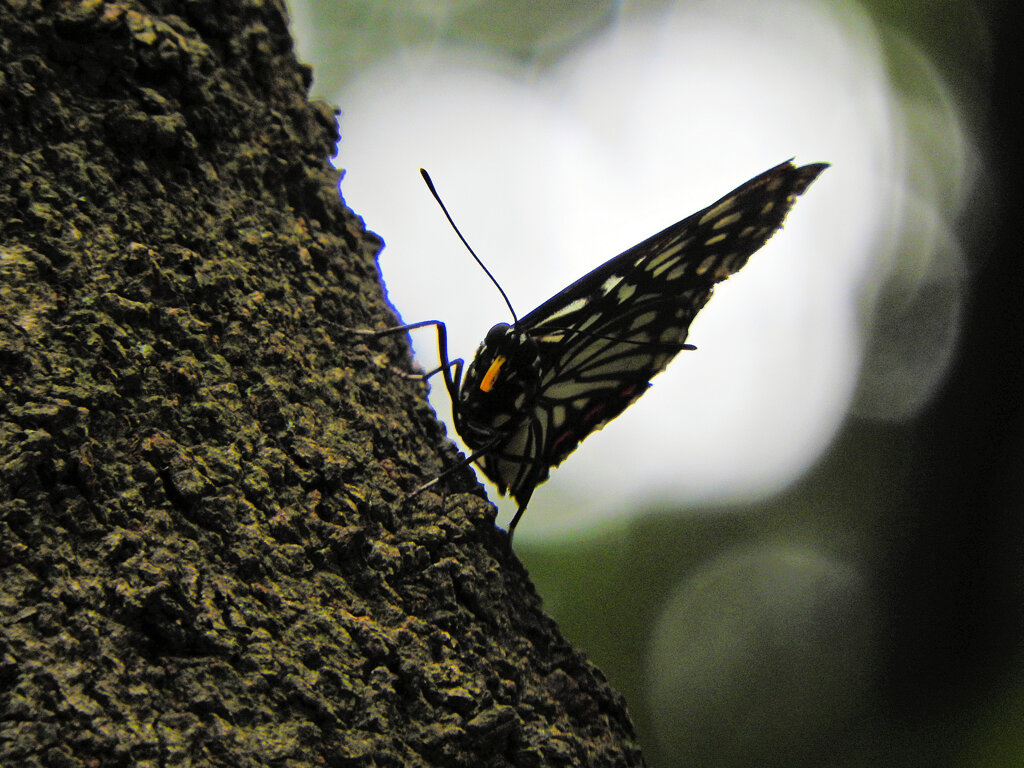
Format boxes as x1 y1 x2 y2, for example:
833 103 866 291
286 1 1022 766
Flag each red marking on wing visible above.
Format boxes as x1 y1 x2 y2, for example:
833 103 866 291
549 383 645 462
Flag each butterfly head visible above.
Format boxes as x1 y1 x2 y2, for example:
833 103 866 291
456 323 541 447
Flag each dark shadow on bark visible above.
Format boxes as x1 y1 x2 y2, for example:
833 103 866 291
0 2 643 766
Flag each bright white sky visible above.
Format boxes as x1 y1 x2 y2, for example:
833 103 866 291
293 0 907 538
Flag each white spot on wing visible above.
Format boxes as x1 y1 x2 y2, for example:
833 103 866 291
665 264 688 281
580 357 645 379
698 196 736 225
617 282 637 302
631 311 657 330
696 255 717 274
601 274 623 294
539 297 588 324
651 255 681 278
714 253 742 277
644 240 686 273
660 327 686 344
551 405 567 429
545 380 613 401
577 312 600 332
712 211 743 230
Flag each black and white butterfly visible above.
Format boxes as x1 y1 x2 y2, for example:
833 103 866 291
367 160 827 543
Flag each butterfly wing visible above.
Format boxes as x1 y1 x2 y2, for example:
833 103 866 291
474 160 828 508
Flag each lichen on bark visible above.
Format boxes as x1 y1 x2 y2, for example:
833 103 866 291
0 2 644 766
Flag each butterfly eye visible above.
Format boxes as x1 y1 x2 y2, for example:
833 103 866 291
479 356 506 393
484 323 512 344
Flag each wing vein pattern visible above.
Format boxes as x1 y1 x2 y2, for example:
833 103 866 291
464 160 827 518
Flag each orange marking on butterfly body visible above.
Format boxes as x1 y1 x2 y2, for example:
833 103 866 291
480 356 507 392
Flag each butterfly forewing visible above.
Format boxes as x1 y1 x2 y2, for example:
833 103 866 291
468 160 828 513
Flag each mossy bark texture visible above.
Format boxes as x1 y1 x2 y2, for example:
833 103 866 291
0 2 643 766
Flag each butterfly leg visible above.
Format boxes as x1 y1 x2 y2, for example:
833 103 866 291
403 359 461 383
378 359 462 387
406 437 501 499
346 320 464 398
504 486 537 549
346 319 450 338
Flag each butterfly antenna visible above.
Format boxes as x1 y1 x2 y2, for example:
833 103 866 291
420 169 519 324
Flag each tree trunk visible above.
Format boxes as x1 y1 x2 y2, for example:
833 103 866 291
0 2 644 766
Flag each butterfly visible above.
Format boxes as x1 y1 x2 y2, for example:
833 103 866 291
364 160 827 544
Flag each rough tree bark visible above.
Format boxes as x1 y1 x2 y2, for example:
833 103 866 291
0 2 644 766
